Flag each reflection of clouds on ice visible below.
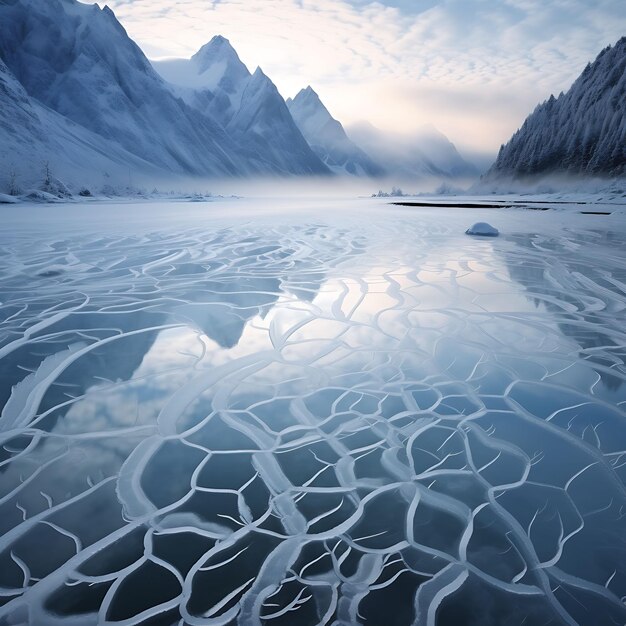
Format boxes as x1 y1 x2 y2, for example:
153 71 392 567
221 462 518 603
0 203 625 625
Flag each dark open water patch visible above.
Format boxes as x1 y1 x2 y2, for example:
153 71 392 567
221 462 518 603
391 201 511 209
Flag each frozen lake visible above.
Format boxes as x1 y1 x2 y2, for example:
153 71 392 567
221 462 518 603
0 197 625 625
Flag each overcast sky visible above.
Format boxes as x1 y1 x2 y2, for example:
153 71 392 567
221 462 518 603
86 0 625 157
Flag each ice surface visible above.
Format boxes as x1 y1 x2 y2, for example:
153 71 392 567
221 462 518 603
0 197 625 625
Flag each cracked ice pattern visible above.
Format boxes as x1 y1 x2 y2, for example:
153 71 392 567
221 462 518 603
0 205 626 626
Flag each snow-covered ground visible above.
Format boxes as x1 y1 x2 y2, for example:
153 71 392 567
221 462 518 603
0 197 625 625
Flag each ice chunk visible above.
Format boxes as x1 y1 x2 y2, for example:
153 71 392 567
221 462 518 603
465 222 499 236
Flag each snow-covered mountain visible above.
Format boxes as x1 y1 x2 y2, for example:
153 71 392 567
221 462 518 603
0 0 328 184
0 0 246 177
152 38 329 176
486 37 626 179
347 121 477 180
286 87 384 177
0 0 481 190
226 68 330 175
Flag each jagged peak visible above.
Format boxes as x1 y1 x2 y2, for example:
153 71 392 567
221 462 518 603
237 67 275 101
294 85 320 102
210 34 229 45
188 35 252 85
248 66 275 88
192 35 243 69
289 85 335 125
196 34 235 53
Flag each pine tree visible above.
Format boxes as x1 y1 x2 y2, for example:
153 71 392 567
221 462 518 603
8 169 18 196
44 161 51 188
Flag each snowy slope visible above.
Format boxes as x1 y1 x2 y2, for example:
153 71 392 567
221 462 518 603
348 121 477 179
153 38 330 176
286 86 384 177
0 58 161 192
0 0 247 177
486 37 626 179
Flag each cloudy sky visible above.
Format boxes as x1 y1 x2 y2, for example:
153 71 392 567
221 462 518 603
88 0 625 158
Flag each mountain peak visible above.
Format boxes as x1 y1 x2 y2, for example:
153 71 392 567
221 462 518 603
210 34 229 45
289 85 331 121
188 35 250 89
249 67 272 86
244 67 277 98
192 35 245 73
195 35 234 55
294 85 320 102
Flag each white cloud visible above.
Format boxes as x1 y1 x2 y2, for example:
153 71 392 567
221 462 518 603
85 0 625 153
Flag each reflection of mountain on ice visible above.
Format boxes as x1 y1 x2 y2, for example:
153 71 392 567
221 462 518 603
0 220 363 441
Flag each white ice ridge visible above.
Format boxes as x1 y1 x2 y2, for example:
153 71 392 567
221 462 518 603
0 207 625 625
